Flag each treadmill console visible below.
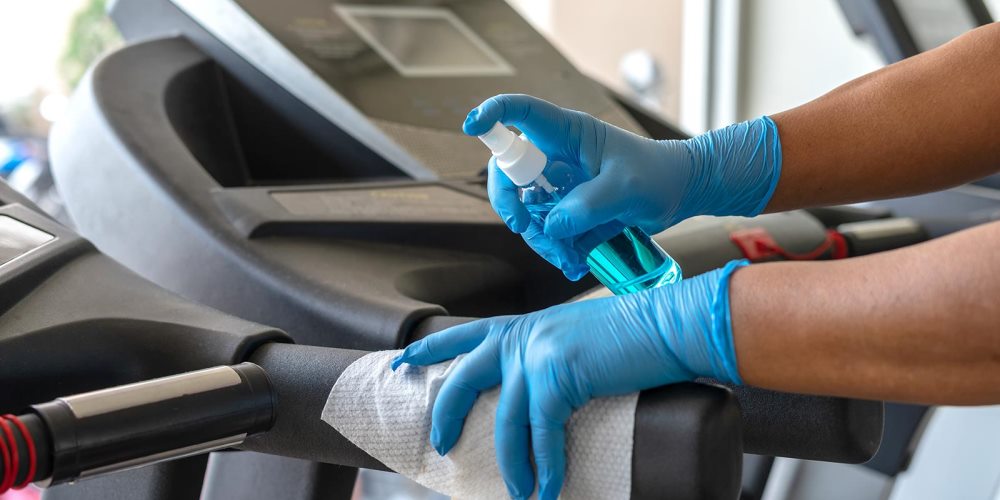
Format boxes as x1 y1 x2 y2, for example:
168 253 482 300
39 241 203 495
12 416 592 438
153 0 643 180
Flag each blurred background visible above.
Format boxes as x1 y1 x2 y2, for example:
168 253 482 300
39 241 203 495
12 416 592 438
1 0 998 224
508 0 1000 131
0 0 119 223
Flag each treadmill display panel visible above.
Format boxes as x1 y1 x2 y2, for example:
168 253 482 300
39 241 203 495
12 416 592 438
227 0 600 132
0 215 54 266
334 5 513 77
178 0 631 179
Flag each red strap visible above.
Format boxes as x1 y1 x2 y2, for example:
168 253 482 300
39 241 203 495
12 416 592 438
0 417 15 493
730 227 848 262
0 420 9 494
4 415 36 489
0 436 11 495
827 230 849 260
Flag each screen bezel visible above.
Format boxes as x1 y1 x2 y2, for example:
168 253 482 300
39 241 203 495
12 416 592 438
333 4 515 78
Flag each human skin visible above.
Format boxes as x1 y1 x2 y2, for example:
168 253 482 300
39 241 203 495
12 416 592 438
732 22 1000 404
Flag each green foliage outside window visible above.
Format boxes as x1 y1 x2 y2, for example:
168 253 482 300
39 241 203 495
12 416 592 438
59 0 122 90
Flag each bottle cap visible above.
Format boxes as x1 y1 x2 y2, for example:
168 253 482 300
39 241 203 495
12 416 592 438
478 122 547 186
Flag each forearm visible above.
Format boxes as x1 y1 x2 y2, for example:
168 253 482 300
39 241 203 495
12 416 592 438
766 22 1000 212
730 221 1000 405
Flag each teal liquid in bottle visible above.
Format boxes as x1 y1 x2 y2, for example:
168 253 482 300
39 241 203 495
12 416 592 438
478 122 681 295
521 163 681 295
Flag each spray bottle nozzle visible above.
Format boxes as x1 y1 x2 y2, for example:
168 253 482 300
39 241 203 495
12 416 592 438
477 122 517 155
476 122 547 187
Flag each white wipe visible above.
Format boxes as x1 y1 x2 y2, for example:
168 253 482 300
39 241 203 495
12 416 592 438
321 350 638 499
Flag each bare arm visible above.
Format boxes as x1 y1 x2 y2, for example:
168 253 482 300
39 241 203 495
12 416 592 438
767 22 1000 212
729 24 1000 405
732 221 1000 405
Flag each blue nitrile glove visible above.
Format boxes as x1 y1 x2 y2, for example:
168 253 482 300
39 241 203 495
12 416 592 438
465 94 781 280
391 260 748 500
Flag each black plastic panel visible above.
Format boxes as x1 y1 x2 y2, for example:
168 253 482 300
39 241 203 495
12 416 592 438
202 453 359 500
165 60 406 186
632 383 742 500
50 36 599 349
44 457 208 500
728 385 883 463
111 0 409 185
0 205 287 413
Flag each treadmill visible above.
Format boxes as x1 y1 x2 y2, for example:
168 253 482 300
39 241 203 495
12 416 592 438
55 0 687 352
46 0 978 498
0 177 775 500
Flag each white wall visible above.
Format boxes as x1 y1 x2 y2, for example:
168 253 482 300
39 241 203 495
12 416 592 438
506 0 552 33
507 0 685 123
737 0 884 119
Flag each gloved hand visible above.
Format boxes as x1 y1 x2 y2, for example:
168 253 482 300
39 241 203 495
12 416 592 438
464 94 781 280
392 260 748 500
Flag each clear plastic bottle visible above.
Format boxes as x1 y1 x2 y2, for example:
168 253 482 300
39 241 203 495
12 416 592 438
478 122 681 295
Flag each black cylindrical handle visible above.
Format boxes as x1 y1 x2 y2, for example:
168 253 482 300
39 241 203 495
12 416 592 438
0 413 51 492
30 363 274 485
632 383 742 500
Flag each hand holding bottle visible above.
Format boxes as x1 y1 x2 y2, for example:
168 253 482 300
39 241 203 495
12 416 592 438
464 94 782 279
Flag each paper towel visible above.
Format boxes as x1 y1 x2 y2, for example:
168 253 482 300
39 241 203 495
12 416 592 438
322 350 638 499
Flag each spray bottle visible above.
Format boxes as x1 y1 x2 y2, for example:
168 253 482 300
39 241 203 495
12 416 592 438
478 122 681 295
